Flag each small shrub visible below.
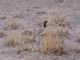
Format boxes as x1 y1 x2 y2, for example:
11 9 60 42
21 29 35 43
40 36 64 55
15 44 27 54
22 29 35 36
39 27 65 55
48 14 69 27
5 19 18 30
4 33 16 46
20 35 34 43
54 27 69 38
44 26 69 38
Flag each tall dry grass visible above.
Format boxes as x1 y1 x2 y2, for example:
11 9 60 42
40 27 64 55
39 14 69 55
4 33 17 46
44 26 69 38
48 14 69 28
5 19 18 30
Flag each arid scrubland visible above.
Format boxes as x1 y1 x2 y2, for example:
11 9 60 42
0 0 80 60
3 14 70 55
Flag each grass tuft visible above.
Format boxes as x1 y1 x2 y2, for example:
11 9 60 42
44 26 69 38
39 14 69 55
40 35 64 55
21 29 35 43
48 14 69 27
4 33 16 46
20 35 34 43
5 19 18 30
15 43 28 54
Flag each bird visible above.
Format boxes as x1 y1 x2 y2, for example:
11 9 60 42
40 20 47 36
43 20 47 30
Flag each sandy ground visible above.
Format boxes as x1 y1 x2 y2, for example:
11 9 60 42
0 0 80 60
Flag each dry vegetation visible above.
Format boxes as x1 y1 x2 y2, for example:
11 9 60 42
22 29 35 36
14 29 36 54
48 14 69 27
15 43 28 54
5 19 18 30
4 33 17 46
20 35 34 43
40 27 65 55
40 36 64 55
15 29 35 54
44 26 69 38
3 14 70 55
39 14 69 55
36 14 70 28
21 29 35 43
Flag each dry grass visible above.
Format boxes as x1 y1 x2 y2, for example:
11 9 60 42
21 29 35 43
44 26 69 38
4 33 16 46
36 14 69 28
48 14 69 27
40 35 64 55
39 14 69 55
5 19 18 30
22 29 35 36
39 27 66 55
20 35 34 43
3 14 69 55
15 43 28 54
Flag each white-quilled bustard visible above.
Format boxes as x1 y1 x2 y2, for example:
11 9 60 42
43 20 47 29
